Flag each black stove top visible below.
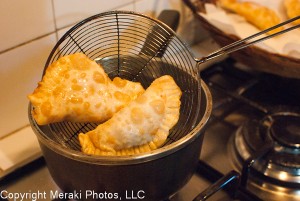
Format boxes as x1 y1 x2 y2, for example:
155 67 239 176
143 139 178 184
193 58 300 201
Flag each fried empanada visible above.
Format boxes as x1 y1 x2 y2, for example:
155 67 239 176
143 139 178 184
284 0 300 25
219 0 283 34
28 53 144 125
78 75 182 156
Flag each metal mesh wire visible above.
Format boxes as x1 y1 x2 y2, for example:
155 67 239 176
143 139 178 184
37 11 201 151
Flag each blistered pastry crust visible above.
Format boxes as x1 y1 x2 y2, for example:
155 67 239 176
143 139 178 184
28 53 144 125
219 0 283 34
78 75 182 156
284 0 300 25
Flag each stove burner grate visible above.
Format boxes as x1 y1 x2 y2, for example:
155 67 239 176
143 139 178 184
200 58 300 200
270 113 300 149
229 111 300 200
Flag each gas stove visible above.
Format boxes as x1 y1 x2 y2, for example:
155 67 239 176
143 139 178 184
190 58 300 201
1 55 300 201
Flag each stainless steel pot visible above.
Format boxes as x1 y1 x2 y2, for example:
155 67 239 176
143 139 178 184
28 10 213 201
28 79 212 201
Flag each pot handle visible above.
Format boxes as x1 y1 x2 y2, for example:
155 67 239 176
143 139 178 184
139 10 180 57
193 170 240 201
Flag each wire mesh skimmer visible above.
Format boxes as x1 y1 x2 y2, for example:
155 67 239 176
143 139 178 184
30 10 300 154
32 10 203 152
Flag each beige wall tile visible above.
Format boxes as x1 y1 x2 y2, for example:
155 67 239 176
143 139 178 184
0 34 56 137
53 0 134 29
0 0 55 52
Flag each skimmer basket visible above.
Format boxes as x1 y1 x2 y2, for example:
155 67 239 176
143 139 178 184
30 11 205 155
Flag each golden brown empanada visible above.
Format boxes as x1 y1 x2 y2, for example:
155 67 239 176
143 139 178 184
78 75 182 156
284 0 300 25
28 53 144 125
219 0 283 34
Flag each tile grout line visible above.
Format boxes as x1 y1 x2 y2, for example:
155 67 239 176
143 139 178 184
0 32 55 55
0 124 31 140
1 1 137 55
51 0 59 42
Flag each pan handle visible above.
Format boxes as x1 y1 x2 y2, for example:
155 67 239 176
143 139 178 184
157 10 180 32
139 10 180 57
193 170 240 201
